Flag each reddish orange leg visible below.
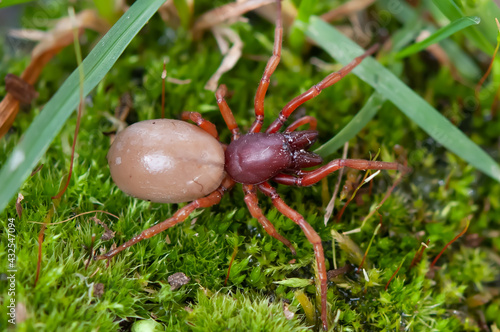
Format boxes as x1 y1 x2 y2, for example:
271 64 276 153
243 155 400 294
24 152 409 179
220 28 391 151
96 176 235 260
284 115 317 132
243 184 296 255
266 44 379 134
258 182 328 331
216 84 240 140
249 0 282 134
272 159 410 187
181 111 219 139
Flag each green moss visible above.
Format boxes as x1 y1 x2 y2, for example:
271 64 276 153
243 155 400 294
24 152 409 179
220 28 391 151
1 0 500 331
186 290 308 332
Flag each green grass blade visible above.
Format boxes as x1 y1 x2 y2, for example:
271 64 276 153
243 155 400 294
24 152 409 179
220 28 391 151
439 38 481 81
0 0 167 214
377 0 481 81
390 15 423 53
289 0 318 52
430 0 462 20
396 16 480 59
314 92 386 158
431 0 494 54
173 0 191 30
0 0 33 8
306 16 500 182
474 2 500 43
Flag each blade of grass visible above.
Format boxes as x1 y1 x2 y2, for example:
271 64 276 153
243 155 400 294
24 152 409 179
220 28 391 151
0 0 167 214
475 19 500 113
314 92 386 157
307 16 500 182
472 2 500 43
289 0 318 52
430 0 462 19
431 0 494 54
51 6 85 200
0 0 33 9
390 14 423 53
377 0 481 81
395 16 480 59
173 0 191 30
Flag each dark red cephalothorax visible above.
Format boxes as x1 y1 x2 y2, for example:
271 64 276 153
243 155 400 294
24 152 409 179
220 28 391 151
225 131 322 184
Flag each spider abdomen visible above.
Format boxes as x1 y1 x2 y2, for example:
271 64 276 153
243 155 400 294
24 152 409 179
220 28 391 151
107 119 225 204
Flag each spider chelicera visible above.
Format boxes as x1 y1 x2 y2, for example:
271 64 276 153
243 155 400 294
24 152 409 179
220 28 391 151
98 1 408 329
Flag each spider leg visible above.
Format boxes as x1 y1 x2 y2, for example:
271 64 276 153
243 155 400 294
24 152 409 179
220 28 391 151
216 84 241 140
249 0 282 134
266 44 379 134
181 111 219 139
243 184 296 255
272 158 410 186
96 176 235 260
284 115 317 132
257 181 328 331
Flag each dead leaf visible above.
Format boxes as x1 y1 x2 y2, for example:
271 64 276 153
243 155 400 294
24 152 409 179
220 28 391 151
321 0 376 22
115 92 133 123
283 303 294 320
30 164 44 177
16 302 27 324
90 215 116 241
93 282 105 298
105 92 133 143
168 272 190 290
466 293 492 308
205 26 243 91
16 193 24 219
324 142 348 225
158 0 194 29
254 1 297 28
327 264 353 281
192 0 275 38
331 229 370 268
5 74 39 105
167 77 191 85
0 9 109 138
89 267 100 278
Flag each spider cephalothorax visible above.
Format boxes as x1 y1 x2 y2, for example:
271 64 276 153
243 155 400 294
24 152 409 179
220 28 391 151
100 1 409 330
225 131 322 184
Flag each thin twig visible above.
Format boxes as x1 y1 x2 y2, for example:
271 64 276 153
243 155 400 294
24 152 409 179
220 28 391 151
30 210 119 225
52 7 85 200
430 216 471 269
224 245 239 286
385 256 406 290
324 141 348 225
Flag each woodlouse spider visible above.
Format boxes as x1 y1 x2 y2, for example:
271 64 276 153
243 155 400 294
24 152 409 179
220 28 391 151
98 1 409 330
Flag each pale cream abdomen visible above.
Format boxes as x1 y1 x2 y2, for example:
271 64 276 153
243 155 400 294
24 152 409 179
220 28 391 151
107 119 225 203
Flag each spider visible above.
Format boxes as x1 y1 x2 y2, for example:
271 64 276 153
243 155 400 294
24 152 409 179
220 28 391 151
98 1 408 329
